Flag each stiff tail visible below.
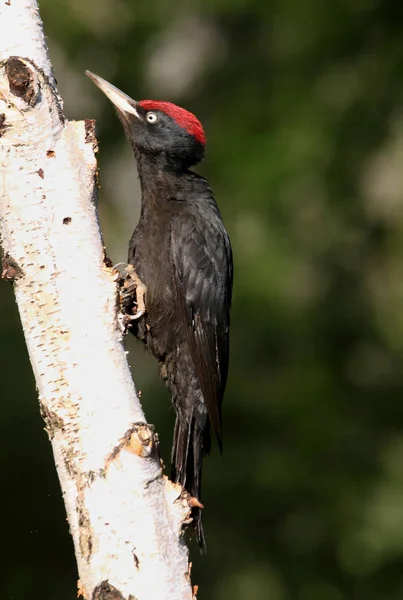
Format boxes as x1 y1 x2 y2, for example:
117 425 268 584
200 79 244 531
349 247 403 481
171 412 210 552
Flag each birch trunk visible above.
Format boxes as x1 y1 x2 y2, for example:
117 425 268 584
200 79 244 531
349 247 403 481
0 2 193 599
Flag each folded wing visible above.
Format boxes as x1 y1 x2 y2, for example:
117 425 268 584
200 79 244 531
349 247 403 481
170 204 233 449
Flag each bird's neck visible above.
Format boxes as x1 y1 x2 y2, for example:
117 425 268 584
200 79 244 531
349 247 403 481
135 152 195 215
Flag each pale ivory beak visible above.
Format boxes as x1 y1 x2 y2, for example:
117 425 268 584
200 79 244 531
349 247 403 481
86 70 139 118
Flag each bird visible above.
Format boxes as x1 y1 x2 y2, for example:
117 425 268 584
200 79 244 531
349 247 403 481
86 71 233 550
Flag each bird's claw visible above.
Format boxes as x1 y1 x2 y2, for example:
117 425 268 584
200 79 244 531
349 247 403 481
130 310 144 320
117 313 132 335
113 262 147 328
112 262 134 281
187 496 204 510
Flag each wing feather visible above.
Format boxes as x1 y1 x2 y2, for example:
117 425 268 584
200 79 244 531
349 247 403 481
171 202 233 448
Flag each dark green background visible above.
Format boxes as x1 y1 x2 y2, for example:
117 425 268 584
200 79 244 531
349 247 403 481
2 1 403 598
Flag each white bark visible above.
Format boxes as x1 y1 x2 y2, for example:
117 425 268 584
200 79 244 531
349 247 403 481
0 2 193 599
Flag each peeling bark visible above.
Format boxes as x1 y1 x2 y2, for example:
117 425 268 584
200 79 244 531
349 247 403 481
0 2 194 599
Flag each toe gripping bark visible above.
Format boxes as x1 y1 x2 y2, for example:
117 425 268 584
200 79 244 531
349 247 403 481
113 263 147 333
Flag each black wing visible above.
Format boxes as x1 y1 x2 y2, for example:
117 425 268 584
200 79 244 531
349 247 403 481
171 201 233 448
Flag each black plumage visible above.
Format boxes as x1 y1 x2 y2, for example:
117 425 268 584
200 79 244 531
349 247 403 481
86 71 233 549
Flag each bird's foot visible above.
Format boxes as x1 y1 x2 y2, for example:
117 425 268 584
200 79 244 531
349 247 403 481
179 487 204 511
187 496 204 510
113 263 147 331
117 312 137 335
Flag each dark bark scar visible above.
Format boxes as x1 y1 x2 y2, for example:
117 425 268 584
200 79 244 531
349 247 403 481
39 401 65 439
84 118 99 153
0 113 8 136
92 580 137 600
78 498 93 562
103 249 113 268
1 253 24 281
5 57 36 104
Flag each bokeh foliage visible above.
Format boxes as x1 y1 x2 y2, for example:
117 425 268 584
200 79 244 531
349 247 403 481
2 1 403 598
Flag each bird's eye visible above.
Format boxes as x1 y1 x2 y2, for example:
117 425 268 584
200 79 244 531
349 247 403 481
146 112 158 123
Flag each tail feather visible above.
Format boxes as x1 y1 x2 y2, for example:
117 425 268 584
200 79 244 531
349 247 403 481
171 412 210 552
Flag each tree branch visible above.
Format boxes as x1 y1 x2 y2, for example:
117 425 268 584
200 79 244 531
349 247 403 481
0 2 193 599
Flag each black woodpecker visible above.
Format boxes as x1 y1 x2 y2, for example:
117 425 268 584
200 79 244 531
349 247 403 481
87 71 233 550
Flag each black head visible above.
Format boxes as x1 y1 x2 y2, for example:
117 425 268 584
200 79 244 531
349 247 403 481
86 71 205 171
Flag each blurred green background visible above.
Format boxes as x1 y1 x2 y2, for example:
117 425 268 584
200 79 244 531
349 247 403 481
2 0 403 598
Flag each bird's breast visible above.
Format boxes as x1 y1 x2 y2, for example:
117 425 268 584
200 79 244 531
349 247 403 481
130 212 178 332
